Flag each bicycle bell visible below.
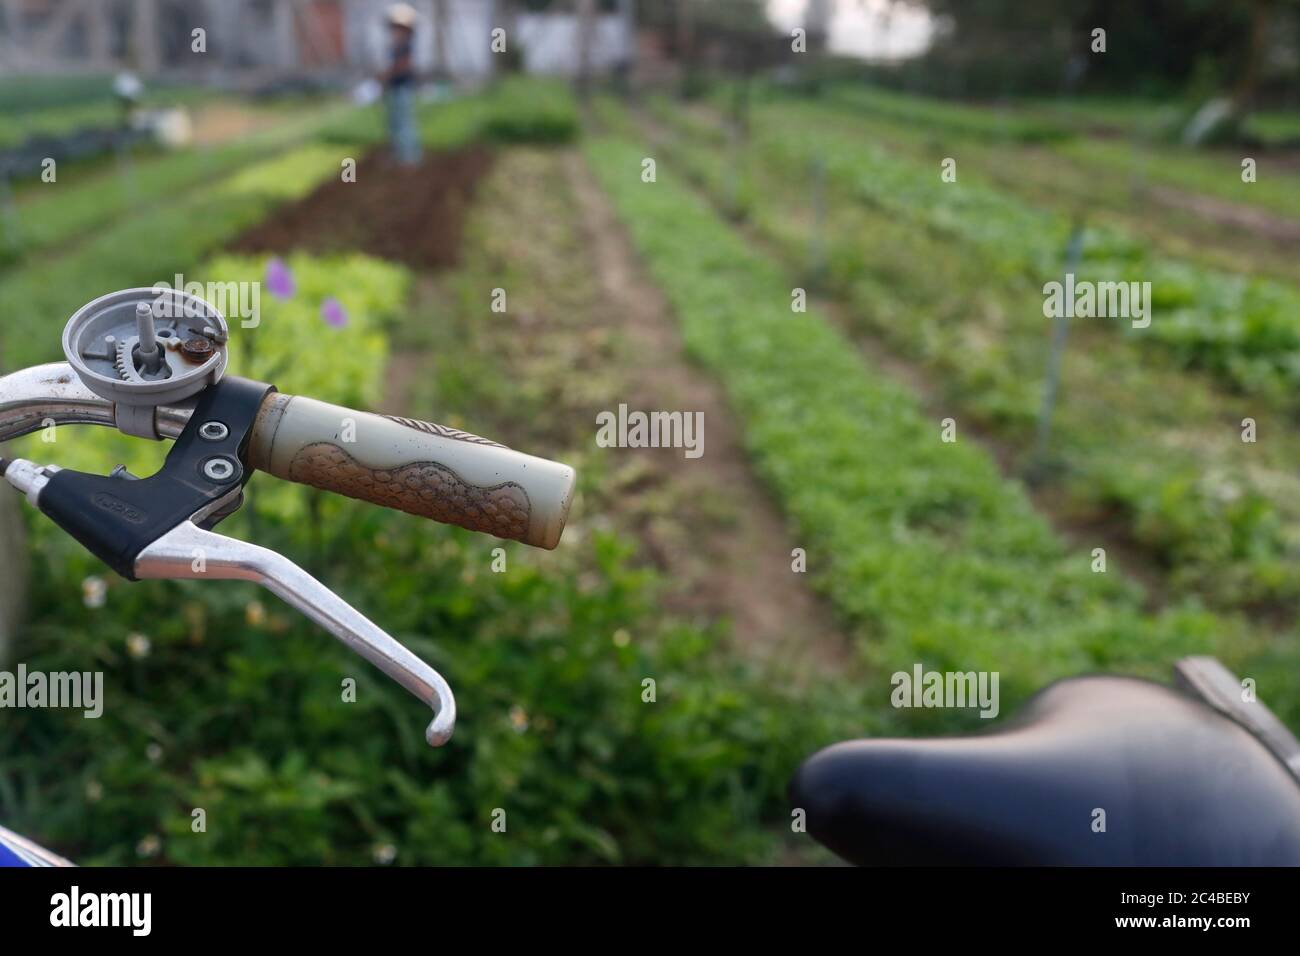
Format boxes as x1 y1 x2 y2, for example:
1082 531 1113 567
63 287 229 438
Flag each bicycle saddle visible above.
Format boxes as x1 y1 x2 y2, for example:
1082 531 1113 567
790 659 1300 865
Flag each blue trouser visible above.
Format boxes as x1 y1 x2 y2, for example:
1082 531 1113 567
386 85 421 165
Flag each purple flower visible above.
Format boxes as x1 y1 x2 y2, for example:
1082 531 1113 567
265 258 295 300
320 297 348 329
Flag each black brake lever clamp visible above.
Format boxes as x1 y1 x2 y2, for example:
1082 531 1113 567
37 377 275 581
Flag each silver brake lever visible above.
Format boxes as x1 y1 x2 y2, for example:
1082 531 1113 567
133 519 456 747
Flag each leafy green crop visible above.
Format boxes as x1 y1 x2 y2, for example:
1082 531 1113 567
1 106 350 266
822 84 1074 143
727 101 1300 403
628 94 1300 611
582 134 1266 718
320 78 579 150
0 143 349 372
0 102 124 150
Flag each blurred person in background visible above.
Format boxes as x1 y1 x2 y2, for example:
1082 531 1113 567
381 3 421 165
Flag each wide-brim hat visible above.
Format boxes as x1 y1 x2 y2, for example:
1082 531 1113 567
386 3 419 28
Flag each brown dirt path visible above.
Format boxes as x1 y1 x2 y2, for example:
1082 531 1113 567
562 150 853 674
1145 183 1300 244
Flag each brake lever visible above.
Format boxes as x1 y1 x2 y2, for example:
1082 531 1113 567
3 453 458 746
133 519 455 747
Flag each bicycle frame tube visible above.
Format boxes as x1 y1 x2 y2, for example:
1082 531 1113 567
0 823 74 867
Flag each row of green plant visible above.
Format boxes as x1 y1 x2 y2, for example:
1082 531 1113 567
0 75 212 114
1 104 350 267
807 85 1300 224
0 100 126 150
1012 94 1300 146
0 77 587 372
822 83 1073 143
0 83 219 150
663 94 1300 406
319 77 580 150
1056 134 1300 222
0 75 121 113
621 95 1300 611
771 97 1296 284
0 142 349 372
581 132 1294 721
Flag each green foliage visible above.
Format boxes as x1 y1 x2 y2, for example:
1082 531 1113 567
0 75 118 113
628 94 1300 611
480 77 580 144
0 143 348 372
0 75 210 115
1 107 350 265
4 501 834 864
878 0 1280 99
672 96 1300 406
320 79 578 150
0 79 218 149
823 84 1074 143
1056 134 1300 222
0 101 124 149
583 134 1252 713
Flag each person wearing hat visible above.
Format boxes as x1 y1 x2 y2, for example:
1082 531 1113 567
380 4 421 165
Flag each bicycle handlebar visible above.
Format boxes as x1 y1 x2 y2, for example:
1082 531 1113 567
0 364 577 551
247 393 576 550
1 350 575 748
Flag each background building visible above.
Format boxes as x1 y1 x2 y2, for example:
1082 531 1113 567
0 0 636 83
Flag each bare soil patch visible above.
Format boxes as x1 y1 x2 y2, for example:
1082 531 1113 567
231 147 494 270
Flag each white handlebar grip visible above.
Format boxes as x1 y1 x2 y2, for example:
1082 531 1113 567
248 394 576 550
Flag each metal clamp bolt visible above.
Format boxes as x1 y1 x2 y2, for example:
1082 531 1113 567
202 457 237 482
198 421 230 441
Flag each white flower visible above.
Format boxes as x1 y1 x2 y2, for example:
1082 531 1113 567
82 576 107 609
509 705 530 733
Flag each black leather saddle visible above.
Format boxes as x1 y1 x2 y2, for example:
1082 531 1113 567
790 658 1300 865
